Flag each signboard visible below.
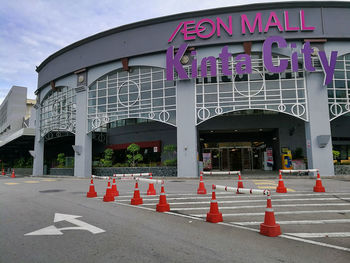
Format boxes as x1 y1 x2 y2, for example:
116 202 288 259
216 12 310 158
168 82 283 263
202 152 212 170
166 10 338 86
266 147 274 167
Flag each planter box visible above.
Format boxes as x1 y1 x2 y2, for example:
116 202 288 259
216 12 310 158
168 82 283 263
334 165 350 175
11 168 33 176
92 167 177 177
49 168 74 176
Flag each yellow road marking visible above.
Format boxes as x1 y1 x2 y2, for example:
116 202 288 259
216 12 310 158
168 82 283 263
4 182 19 185
253 180 275 182
257 186 276 189
287 188 296 192
40 179 57 182
24 181 39 184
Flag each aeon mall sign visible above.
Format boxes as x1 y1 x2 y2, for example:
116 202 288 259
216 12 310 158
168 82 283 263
166 10 338 85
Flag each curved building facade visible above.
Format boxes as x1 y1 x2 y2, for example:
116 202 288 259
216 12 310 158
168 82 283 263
33 1 350 177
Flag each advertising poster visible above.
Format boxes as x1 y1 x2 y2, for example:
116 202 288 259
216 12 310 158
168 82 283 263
202 153 212 170
267 147 274 167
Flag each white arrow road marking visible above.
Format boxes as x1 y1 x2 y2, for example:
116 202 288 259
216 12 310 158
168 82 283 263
286 232 350 238
25 225 64 236
25 213 105 236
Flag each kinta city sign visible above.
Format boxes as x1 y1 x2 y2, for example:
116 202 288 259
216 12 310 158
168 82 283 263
166 10 338 85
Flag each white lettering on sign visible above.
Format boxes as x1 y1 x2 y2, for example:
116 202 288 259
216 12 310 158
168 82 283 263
24 213 105 236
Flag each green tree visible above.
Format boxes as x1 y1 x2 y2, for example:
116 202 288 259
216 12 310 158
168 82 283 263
100 148 114 167
332 150 340 160
57 153 65 168
126 144 143 167
163 144 177 166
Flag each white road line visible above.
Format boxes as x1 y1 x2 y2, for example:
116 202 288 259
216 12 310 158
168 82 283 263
191 210 350 217
171 203 350 211
98 196 350 252
280 234 350 252
230 219 350 226
114 192 350 202
141 197 350 206
114 192 350 199
286 232 350 238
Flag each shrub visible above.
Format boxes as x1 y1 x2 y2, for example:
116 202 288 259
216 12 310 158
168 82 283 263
126 144 143 167
164 159 177 166
100 148 114 167
57 153 65 168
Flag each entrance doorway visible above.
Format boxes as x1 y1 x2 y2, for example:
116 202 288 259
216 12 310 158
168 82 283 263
199 129 279 171
204 144 264 171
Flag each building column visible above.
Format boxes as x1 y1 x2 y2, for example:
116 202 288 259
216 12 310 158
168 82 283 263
32 106 44 176
305 71 334 176
176 79 198 178
74 84 92 178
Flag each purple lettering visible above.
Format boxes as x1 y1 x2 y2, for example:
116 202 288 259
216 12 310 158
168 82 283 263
166 43 189 80
235 54 252 74
219 46 232 75
263 36 289 73
301 42 315 71
201 56 217 77
290 43 299 72
318 51 338 85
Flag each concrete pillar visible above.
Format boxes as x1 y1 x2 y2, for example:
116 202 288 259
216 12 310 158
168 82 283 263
32 106 44 176
176 79 198 178
74 86 92 178
305 71 334 176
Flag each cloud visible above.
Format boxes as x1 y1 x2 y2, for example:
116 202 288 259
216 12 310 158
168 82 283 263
0 0 340 102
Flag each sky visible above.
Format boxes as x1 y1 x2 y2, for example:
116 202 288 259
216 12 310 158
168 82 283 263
0 0 342 104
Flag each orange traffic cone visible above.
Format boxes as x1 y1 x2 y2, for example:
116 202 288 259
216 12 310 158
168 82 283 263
147 173 156 195
131 181 143 205
260 195 281 237
206 185 223 223
276 171 287 193
313 171 325 192
87 178 97 198
237 173 244 188
156 182 170 212
2 168 5 176
103 179 115 202
197 172 207 194
111 178 119 197
11 169 16 178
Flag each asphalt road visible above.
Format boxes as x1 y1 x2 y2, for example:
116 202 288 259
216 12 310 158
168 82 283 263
0 175 349 263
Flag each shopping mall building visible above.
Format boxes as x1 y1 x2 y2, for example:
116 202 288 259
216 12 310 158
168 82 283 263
33 1 350 177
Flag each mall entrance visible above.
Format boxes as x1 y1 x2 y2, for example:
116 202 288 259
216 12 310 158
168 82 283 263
199 129 279 171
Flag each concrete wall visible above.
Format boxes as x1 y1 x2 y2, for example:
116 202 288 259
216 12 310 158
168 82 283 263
0 86 27 139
